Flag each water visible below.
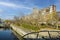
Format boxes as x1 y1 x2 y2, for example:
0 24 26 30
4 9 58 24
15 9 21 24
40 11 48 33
0 29 19 40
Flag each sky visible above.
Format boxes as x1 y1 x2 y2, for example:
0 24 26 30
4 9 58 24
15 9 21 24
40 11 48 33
0 0 60 20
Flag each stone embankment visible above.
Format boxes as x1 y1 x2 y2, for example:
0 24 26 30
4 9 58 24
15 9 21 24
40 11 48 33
10 24 60 39
10 24 28 36
10 24 38 38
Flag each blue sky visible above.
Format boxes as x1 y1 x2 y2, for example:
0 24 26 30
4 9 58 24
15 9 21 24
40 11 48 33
0 0 60 20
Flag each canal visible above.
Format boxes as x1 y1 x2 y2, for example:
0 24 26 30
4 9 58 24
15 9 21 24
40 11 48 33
0 28 19 40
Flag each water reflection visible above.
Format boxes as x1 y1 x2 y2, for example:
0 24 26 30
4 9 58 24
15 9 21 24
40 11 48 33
0 29 18 40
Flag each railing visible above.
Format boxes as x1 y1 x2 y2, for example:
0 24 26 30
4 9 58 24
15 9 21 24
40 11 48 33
23 30 60 40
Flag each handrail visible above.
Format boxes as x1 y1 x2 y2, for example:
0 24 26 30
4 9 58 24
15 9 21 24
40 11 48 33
23 30 60 38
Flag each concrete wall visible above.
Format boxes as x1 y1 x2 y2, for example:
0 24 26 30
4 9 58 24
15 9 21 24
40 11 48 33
10 25 27 36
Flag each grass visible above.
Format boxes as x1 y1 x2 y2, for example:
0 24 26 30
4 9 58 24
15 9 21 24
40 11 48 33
13 22 60 32
21 23 40 31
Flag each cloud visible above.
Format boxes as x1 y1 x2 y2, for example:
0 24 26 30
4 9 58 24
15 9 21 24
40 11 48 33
0 9 4 13
0 2 32 9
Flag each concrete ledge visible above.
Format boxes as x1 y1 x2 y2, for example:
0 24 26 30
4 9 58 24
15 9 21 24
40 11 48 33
10 25 27 36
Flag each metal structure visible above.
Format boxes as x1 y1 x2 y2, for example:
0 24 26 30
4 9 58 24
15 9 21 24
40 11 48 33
23 30 60 40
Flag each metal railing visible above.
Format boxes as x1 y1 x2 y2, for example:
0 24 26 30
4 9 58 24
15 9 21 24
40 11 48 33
23 30 60 40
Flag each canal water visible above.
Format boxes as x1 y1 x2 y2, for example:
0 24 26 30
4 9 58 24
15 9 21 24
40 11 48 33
0 29 19 40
